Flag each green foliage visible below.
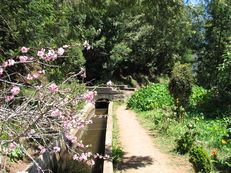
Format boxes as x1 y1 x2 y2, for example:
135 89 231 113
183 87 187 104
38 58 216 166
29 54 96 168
110 43 132 65
176 123 198 154
217 38 231 100
46 45 85 83
0 0 88 84
189 86 231 118
112 147 123 166
127 83 174 111
197 0 231 90
189 146 212 173
214 156 231 173
169 63 193 108
189 86 208 107
74 0 194 82
8 146 24 162
129 84 230 172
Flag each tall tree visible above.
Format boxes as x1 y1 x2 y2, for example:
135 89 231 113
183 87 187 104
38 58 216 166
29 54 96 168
197 0 231 88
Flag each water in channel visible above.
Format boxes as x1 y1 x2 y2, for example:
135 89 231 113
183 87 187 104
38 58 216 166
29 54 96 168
58 100 109 173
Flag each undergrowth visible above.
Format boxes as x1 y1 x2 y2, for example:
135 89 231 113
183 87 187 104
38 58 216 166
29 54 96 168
127 83 231 173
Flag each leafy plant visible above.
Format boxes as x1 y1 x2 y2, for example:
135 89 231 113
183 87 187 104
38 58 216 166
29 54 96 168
112 146 123 166
214 156 231 173
169 63 193 107
8 146 24 162
217 38 231 101
127 83 173 111
189 86 208 107
176 123 198 154
189 146 212 173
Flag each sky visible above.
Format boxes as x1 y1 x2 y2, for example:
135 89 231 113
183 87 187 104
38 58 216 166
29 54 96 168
185 0 200 5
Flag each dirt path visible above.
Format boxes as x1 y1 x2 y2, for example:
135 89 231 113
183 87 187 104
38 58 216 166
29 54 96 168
116 105 193 173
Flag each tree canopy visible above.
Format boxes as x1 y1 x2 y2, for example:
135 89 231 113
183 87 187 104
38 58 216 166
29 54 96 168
1 0 231 98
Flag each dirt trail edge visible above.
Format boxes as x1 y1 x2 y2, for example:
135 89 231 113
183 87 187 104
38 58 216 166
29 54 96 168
116 105 193 173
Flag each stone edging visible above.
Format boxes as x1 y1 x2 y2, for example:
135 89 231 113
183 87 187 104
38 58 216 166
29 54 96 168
103 101 113 173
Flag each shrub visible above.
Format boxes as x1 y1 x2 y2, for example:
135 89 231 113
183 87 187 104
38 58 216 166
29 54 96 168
189 86 208 107
189 146 212 173
214 156 231 173
127 83 173 111
176 123 198 154
169 63 193 108
169 63 193 119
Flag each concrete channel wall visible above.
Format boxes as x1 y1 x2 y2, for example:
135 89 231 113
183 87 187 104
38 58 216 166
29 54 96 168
22 102 113 173
103 102 113 173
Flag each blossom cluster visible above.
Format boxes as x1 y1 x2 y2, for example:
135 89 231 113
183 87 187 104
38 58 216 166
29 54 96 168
1 46 68 102
84 91 97 103
0 44 104 172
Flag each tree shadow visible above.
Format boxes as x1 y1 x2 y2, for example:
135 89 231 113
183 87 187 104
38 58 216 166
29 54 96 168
118 155 153 170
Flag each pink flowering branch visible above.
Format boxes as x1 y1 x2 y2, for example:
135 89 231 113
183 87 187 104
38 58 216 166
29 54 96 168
0 45 105 172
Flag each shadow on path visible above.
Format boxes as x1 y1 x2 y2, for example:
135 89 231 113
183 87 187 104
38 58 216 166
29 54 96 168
118 155 153 170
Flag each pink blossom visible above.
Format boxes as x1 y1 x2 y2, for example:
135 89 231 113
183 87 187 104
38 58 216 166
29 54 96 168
38 146 46 154
57 47 65 56
26 74 34 80
63 121 71 129
86 159 95 166
73 154 79 160
79 153 88 161
0 67 3 75
65 134 77 143
37 48 45 57
2 61 8 67
9 143 16 150
51 109 62 117
5 95 14 102
77 141 84 148
63 45 70 48
87 152 92 157
83 91 97 103
32 73 40 79
46 49 57 61
19 56 28 62
48 83 59 93
38 70 45 74
11 86 20 95
7 59 15 66
103 154 110 160
53 146 61 152
86 119 93 124
43 55 50 61
77 123 85 129
20 47 29 53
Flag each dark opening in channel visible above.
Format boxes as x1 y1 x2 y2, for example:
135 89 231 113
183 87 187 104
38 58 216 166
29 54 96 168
95 99 110 115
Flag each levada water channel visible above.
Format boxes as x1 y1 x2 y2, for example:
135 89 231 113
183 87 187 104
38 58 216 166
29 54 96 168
53 99 109 173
